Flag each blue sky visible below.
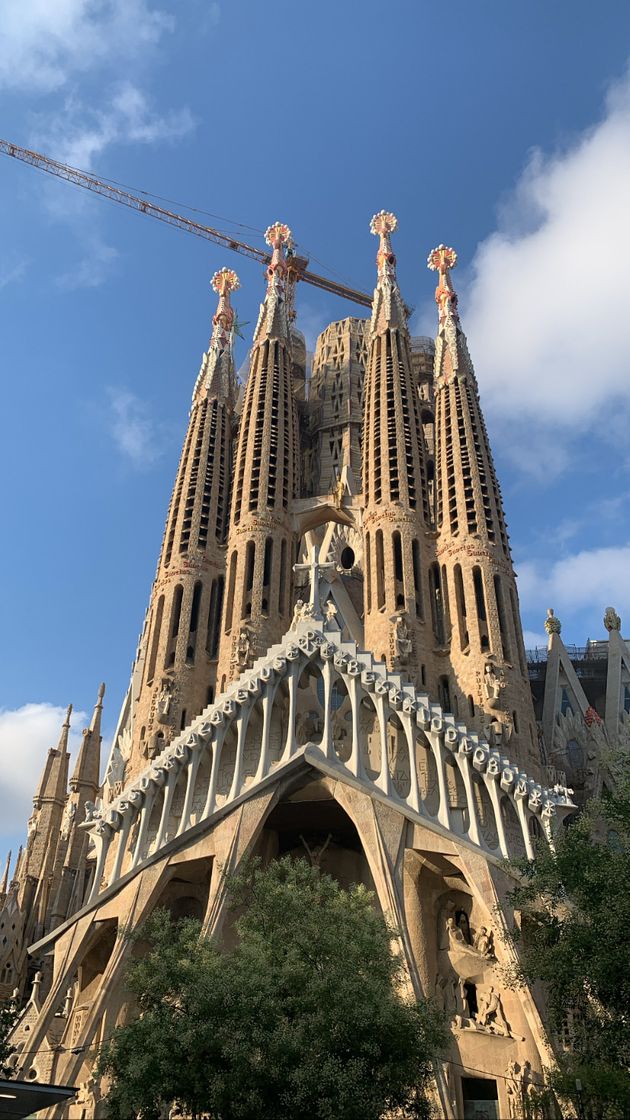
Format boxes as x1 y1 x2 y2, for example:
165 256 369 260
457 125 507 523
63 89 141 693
1 0 630 854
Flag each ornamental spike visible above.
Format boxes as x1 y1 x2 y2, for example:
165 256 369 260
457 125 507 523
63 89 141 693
427 244 459 324
370 210 398 280
210 267 240 350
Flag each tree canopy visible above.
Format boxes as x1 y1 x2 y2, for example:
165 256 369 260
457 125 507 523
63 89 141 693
507 772 630 1119
98 856 447 1120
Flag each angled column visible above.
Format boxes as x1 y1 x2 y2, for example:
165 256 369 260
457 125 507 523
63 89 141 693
217 224 298 688
429 246 539 772
361 212 432 680
131 269 239 772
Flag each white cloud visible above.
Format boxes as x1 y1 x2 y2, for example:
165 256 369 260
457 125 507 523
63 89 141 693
522 629 548 651
0 257 29 290
517 544 630 622
30 82 196 170
0 0 173 92
56 233 119 290
107 387 164 468
457 66 630 470
0 703 87 843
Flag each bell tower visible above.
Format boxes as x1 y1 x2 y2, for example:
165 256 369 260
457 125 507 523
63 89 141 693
131 268 239 771
216 223 299 688
361 212 432 679
429 245 539 770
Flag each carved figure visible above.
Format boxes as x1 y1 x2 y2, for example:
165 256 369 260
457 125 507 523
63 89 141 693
476 985 510 1035
83 800 101 823
105 742 126 798
483 660 504 708
446 916 465 945
473 926 494 958
392 614 412 665
544 607 561 636
505 1060 523 1119
232 628 252 669
331 473 345 509
60 799 76 841
323 598 338 625
604 606 621 632
157 678 173 722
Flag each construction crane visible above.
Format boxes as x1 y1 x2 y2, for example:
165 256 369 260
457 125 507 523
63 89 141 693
0 138 373 310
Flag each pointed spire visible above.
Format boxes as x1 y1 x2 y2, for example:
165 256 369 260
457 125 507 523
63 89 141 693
427 244 474 384
34 705 72 805
369 211 407 335
253 221 292 343
0 850 11 895
427 244 459 325
69 683 104 792
192 269 240 406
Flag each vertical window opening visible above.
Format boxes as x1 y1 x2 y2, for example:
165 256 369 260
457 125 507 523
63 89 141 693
224 551 237 633
375 530 385 610
473 566 489 651
164 585 184 669
366 532 372 613
429 562 445 645
278 539 287 616
186 581 202 665
392 531 404 609
262 537 273 616
454 564 469 651
146 595 164 685
412 539 423 619
493 574 511 661
243 541 255 619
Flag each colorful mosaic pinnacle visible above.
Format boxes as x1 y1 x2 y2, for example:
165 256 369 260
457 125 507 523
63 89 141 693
427 243 458 273
369 209 398 237
211 267 240 295
264 221 292 247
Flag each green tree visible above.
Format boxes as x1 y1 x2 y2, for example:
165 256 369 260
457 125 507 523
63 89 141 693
0 999 17 1078
507 774 630 1119
98 857 447 1120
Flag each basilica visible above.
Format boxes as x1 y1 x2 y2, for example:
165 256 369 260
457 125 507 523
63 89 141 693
1 213 628 1119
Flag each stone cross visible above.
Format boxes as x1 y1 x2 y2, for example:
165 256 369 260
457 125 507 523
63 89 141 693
293 544 335 620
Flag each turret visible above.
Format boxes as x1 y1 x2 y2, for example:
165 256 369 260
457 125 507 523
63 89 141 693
50 684 105 924
216 224 299 688
19 706 72 940
130 270 239 771
361 212 432 679
428 246 539 770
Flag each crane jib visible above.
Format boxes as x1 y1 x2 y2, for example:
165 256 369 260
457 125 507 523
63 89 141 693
1 138 373 310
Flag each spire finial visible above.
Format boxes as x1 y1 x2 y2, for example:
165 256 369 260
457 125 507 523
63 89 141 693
264 222 291 289
64 703 73 726
210 267 240 349
97 682 106 702
427 244 459 324
0 850 11 894
370 211 398 279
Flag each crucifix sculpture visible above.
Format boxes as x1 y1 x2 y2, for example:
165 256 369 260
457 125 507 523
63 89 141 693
293 544 336 620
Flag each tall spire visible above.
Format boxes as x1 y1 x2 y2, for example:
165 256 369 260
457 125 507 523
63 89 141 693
69 683 104 792
193 267 240 406
217 222 298 687
128 270 240 774
361 211 432 678
253 222 292 343
427 244 475 386
369 211 407 335
428 244 539 771
0 851 11 899
33 705 72 806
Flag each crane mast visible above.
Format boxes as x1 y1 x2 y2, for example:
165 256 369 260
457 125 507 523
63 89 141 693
0 138 373 309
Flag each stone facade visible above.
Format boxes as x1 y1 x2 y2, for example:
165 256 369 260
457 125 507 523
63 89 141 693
2 215 627 1119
